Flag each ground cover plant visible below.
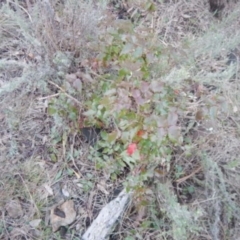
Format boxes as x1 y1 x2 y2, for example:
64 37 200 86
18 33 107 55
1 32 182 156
1 0 240 239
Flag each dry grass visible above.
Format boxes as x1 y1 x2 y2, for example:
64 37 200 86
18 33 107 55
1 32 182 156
0 0 107 239
1 0 240 239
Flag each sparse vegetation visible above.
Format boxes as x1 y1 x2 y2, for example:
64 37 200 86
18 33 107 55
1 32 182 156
1 0 240 239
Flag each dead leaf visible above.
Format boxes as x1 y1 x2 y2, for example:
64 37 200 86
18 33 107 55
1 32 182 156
167 111 178 126
43 184 54 196
150 80 164 93
29 219 42 228
5 200 23 218
132 89 145 105
76 71 94 83
72 78 82 92
61 186 70 197
50 200 76 232
65 73 77 83
54 207 66 218
97 183 109 195
181 13 191 19
133 205 147 227
195 110 204 121
10 227 28 238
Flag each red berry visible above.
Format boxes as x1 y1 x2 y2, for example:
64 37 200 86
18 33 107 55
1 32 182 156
127 143 137 156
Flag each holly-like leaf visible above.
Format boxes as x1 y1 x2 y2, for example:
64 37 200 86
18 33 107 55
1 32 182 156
133 46 143 58
72 78 82 92
157 127 167 140
167 112 178 126
168 126 182 144
104 89 117 96
122 156 136 168
48 106 57 115
150 80 164 93
122 147 140 169
100 97 114 110
157 116 168 128
132 89 145 105
120 43 133 55
107 131 119 144
137 130 145 138
83 109 96 117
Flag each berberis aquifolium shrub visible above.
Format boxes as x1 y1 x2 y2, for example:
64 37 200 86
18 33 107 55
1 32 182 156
83 24 180 175
48 15 227 190
45 3 238 239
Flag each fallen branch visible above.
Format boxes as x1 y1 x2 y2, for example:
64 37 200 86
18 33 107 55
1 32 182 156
82 189 132 240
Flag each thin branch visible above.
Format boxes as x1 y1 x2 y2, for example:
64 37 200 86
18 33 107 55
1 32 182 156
48 80 82 105
38 93 60 100
175 166 202 184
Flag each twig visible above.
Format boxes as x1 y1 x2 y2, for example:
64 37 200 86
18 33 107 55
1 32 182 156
48 80 82 105
175 166 202 184
38 93 60 100
69 132 82 177
89 69 112 82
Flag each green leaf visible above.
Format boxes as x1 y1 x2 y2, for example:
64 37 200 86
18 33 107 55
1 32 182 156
121 131 131 142
123 155 136 168
149 133 157 142
100 97 113 110
119 120 129 130
111 173 117 180
145 2 156 12
114 143 121 151
115 19 133 33
55 169 63 181
157 127 167 140
120 43 133 55
67 168 74 176
118 68 130 78
84 109 96 117
50 153 57 162
227 159 240 168
124 237 135 240
127 126 139 140
100 131 108 140
48 106 57 115
104 89 117 96
107 131 118 143
133 46 143 58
